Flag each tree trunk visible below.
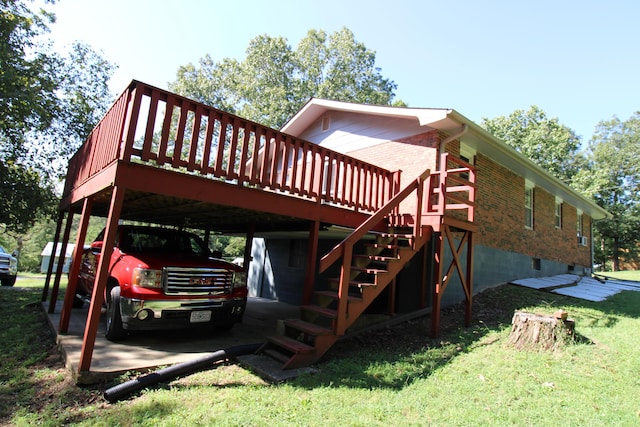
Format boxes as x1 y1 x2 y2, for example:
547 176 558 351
612 236 620 272
507 311 575 351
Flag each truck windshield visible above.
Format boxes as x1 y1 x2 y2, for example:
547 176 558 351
120 229 207 256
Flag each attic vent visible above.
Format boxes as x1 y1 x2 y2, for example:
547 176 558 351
321 115 331 132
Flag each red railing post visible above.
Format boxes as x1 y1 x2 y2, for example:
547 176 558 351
414 175 424 245
119 84 144 162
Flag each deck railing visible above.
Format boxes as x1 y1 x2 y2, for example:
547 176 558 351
63 81 398 213
427 153 476 222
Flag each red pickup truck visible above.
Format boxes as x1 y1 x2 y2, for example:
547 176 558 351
77 225 247 340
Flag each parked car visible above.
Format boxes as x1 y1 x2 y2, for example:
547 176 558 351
0 244 18 287
77 225 247 340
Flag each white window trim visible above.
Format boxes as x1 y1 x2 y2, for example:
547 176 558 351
460 143 476 165
577 209 587 246
555 196 563 229
524 184 534 230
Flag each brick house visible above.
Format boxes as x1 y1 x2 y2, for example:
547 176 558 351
48 82 609 372
248 98 608 309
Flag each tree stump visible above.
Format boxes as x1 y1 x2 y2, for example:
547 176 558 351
507 311 575 351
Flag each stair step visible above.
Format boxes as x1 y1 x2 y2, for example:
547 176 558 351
263 348 291 364
266 335 315 354
314 290 362 303
365 243 402 250
301 305 338 319
353 254 399 262
328 278 376 288
351 266 388 274
284 319 334 336
375 232 414 239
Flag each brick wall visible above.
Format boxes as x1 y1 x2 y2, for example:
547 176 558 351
347 130 440 184
346 130 440 214
473 151 592 267
345 132 592 268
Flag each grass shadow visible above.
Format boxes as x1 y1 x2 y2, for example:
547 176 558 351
291 283 633 391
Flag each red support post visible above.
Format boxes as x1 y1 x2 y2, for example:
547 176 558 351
465 232 474 326
336 244 352 336
42 211 64 302
59 198 93 332
430 232 444 338
48 209 74 314
78 186 125 373
302 221 320 305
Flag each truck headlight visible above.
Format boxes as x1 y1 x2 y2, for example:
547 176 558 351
232 271 247 289
9 258 17 275
133 268 162 288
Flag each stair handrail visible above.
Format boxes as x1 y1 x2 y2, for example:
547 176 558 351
319 166 431 273
319 167 431 336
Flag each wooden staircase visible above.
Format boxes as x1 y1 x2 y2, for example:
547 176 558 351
256 152 476 370
257 168 435 369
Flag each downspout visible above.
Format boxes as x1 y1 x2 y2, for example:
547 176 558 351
439 124 469 164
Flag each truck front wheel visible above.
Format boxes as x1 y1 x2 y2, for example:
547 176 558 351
1 276 16 287
105 286 126 341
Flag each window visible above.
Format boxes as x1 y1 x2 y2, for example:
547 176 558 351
460 143 476 180
555 198 563 229
524 182 534 229
577 210 587 246
577 210 583 235
460 144 476 165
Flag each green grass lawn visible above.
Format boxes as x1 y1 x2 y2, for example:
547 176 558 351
2 274 639 426
597 270 640 281
14 272 66 288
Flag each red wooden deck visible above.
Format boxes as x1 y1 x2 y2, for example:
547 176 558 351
60 81 400 233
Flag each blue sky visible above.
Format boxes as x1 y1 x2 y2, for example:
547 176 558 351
46 0 639 143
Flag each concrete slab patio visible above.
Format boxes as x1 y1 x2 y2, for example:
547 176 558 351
44 297 300 384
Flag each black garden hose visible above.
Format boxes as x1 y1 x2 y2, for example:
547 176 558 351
104 342 262 402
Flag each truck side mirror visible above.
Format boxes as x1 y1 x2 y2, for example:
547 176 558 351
90 241 103 254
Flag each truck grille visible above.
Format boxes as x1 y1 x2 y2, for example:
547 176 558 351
0 258 9 268
162 267 233 295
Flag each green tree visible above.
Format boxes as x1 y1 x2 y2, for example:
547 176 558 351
480 106 584 184
170 27 398 129
572 113 640 271
27 41 116 179
0 0 59 159
224 237 246 259
1 1 115 232
0 161 56 234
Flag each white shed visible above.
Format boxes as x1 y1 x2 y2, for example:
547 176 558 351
40 242 75 274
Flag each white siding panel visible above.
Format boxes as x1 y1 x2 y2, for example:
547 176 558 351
510 274 580 289
298 111 429 154
511 274 640 301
